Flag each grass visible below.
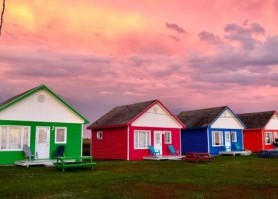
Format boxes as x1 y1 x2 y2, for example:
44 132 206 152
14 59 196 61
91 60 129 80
0 156 277 199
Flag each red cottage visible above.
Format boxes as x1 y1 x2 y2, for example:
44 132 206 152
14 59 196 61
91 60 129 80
238 111 278 152
87 99 185 160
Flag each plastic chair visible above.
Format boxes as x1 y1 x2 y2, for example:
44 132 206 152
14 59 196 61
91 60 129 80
168 145 179 155
53 146 65 158
148 145 160 156
23 145 38 161
234 143 244 151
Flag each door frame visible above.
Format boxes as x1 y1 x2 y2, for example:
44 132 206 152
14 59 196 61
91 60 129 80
35 126 50 159
224 131 231 151
153 131 163 154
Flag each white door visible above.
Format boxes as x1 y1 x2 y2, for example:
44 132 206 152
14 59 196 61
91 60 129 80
154 131 162 155
35 127 50 159
225 131 231 151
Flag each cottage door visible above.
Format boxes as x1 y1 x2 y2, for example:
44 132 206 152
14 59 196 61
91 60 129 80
224 131 231 151
154 131 162 155
35 127 50 159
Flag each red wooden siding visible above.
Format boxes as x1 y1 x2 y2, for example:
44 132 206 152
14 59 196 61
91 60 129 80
243 129 277 152
243 129 262 152
91 127 127 160
128 126 181 160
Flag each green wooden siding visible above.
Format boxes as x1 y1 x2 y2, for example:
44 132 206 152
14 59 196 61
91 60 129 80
0 120 82 165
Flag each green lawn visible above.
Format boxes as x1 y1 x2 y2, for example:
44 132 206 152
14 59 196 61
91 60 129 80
0 156 277 199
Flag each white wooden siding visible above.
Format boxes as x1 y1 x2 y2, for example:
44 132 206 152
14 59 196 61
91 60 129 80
211 109 244 129
0 90 84 123
265 114 278 129
131 103 182 128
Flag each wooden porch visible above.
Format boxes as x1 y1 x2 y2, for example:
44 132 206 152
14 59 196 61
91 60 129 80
14 159 54 167
219 150 252 156
143 155 184 160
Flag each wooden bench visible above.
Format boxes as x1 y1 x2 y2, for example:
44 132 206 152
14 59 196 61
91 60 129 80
183 152 214 163
56 156 96 172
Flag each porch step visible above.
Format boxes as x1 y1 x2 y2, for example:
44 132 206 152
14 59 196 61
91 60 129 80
14 160 54 167
143 155 184 160
218 150 252 156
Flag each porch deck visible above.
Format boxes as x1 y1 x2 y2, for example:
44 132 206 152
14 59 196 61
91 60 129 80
219 150 252 156
14 159 54 167
143 155 184 160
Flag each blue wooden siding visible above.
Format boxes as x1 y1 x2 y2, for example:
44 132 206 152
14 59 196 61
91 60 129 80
181 129 208 155
231 130 244 150
209 128 244 155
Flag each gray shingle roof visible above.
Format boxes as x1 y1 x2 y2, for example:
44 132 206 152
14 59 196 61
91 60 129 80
237 111 275 129
177 106 227 128
87 100 157 129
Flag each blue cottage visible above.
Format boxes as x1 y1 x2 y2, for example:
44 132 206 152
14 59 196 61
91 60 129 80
177 106 246 156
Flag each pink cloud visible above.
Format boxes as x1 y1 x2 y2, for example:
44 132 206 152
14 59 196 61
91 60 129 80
2 1 278 138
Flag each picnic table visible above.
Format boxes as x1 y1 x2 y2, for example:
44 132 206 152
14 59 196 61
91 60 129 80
55 156 96 172
183 152 214 163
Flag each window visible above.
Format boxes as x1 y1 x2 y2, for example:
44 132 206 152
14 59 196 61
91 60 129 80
212 131 223 146
55 127 67 144
274 132 278 143
97 131 103 140
265 132 273 145
134 130 150 149
231 131 237 142
0 126 30 150
165 131 172 144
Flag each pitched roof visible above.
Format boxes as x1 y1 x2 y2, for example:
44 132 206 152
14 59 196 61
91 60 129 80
0 84 89 124
177 106 227 128
0 87 36 109
237 111 275 129
87 99 158 129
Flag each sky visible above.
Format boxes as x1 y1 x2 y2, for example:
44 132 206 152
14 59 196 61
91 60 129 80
1 0 278 137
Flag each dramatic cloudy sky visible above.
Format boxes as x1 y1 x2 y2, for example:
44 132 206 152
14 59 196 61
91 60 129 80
1 0 278 137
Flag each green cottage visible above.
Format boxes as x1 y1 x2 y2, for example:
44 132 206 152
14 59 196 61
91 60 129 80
0 84 89 165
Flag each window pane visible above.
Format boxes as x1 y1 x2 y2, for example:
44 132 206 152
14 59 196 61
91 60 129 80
1 127 7 149
165 132 171 144
155 133 160 145
134 131 149 149
215 133 220 145
231 132 237 142
145 132 149 147
38 130 47 144
135 132 138 148
265 133 273 144
139 132 145 147
9 127 21 149
213 131 223 146
56 129 65 142
23 128 29 146
0 126 30 150
97 131 103 139
274 132 278 142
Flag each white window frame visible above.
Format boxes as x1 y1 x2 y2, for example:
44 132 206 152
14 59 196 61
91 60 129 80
164 131 172 144
231 131 237 142
265 132 273 145
55 127 67 144
0 125 30 151
212 131 223 146
134 130 151 149
97 131 103 140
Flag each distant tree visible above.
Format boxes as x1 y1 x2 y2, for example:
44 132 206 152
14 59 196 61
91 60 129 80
0 0 6 36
